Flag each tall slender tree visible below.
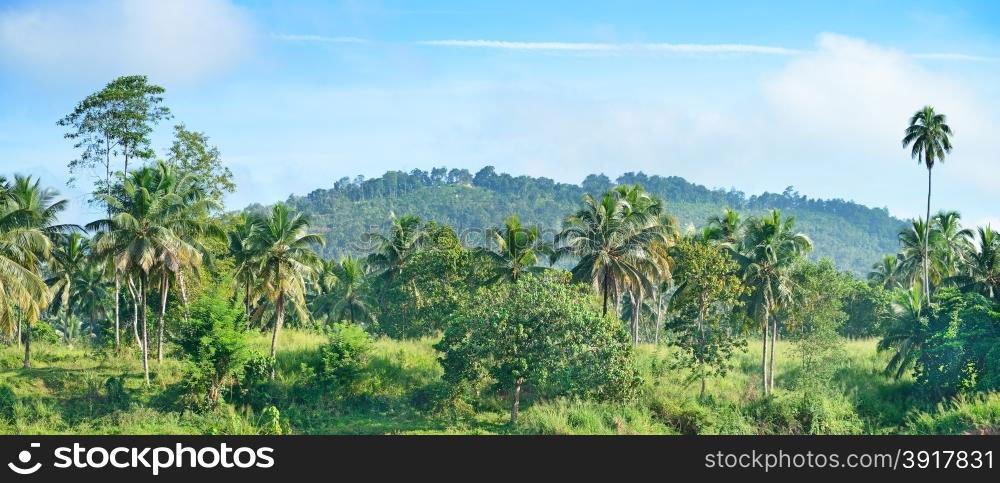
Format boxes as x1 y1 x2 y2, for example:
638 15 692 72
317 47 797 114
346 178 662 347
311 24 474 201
901 106 953 300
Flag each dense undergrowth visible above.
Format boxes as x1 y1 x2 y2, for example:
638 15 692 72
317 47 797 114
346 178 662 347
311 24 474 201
0 332 996 435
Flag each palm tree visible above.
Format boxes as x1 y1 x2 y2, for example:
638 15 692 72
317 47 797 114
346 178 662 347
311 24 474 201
0 178 51 368
932 210 972 279
312 256 374 325
46 233 90 332
555 190 662 317
364 213 428 282
950 226 1000 299
248 203 323 378
704 208 743 249
228 215 261 318
902 106 953 300
877 284 929 378
5 176 72 367
898 218 947 291
88 163 204 384
868 254 903 290
735 209 812 395
69 261 112 336
476 214 548 283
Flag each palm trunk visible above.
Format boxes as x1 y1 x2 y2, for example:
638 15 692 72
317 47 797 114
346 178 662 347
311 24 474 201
601 270 610 316
761 309 769 396
768 320 777 392
22 323 31 369
157 273 169 363
114 275 120 349
128 277 141 347
15 320 20 348
924 166 932 301
698 294 707 400
244 279 251 318
270 292 284 380
140 274 150 387
654 294 662 346
510 381 522 424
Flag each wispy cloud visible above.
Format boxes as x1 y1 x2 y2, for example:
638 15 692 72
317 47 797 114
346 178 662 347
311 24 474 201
416 39 800 55
911 52 999 62
272 34 368 44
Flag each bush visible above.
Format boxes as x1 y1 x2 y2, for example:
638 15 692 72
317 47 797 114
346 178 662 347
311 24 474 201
175 294 252 408
0 384 16 423
29 321 60 344
317 322 373 392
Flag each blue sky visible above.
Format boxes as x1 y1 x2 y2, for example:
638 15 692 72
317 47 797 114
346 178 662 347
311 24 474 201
0 0 997 227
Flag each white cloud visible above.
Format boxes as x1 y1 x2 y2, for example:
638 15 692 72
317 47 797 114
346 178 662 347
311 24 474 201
0 0 255 83
912 53 999 62
417 39 800 55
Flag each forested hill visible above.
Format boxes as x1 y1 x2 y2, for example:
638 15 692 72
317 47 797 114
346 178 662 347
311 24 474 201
244 166 906 275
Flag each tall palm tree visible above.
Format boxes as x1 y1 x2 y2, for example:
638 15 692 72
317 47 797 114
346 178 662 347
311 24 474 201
88 163 203 384
555 187 675 344
902 106 953 300
877 284 929 378
228 215 261 318
311 256 374 325
46 233 89 332
950 226 1000 299
0 179 51 367
476 214 548 283
69 260 112 336
868 254 903 290
735 209 812 395
248 203 323 378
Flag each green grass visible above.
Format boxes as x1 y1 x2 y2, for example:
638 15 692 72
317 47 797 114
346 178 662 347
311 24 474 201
0 332 997 434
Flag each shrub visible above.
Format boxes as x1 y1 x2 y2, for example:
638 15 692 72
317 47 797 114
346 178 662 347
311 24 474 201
0 384 16 423
29 321 60 344
175 294 252 408
317 322 373 392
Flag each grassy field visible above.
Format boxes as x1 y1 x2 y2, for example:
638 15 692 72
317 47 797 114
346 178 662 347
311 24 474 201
0 331 997 435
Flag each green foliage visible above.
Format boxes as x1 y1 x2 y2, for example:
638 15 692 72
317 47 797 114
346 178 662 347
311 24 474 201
30 321 60 344
841 280 893 337
437 275 641 415
666 239 746 398
785 259 851 390
175 294 253 408
317 322 373 390
0 384 16 423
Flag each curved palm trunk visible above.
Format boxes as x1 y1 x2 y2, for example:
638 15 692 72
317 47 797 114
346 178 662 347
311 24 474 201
761 308 769 396
140 274 150 387
114 275 120 349
22 323 31 369
924 166 932 301
157 273 169 363
768 320 777 392
270 292 285 380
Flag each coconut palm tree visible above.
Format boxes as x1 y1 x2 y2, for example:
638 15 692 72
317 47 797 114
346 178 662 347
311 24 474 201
877 284 929 378
311 256 374 325
704 208 743 249
88 163 204 384
932 210 972 278
554 189 669 321
897 218 947 291
950 226 1000 299
364 213 428 283
902 106 953 300
69 260 112 336
46 233 89 332
248 203 323 378
868 254 903 290
476 214 548 283
228 215 261 318
0 180 51 368
735 209 812 394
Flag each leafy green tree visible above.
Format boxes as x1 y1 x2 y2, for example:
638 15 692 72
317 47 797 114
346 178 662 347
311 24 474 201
667 238 746 400
841 280 893 338
901 106 953 301
166 124 235 204
247 203 323 377
868 254 903 290
784 260 851 391
476 213 548 283
735 209 812 394
175 293 252 406
316 322 373 392
437 275 640 424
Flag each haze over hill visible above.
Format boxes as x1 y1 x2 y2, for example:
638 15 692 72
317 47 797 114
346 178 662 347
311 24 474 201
245 166 906 275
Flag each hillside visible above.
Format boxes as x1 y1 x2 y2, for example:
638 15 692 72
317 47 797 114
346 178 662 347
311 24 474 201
245 166 906 275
